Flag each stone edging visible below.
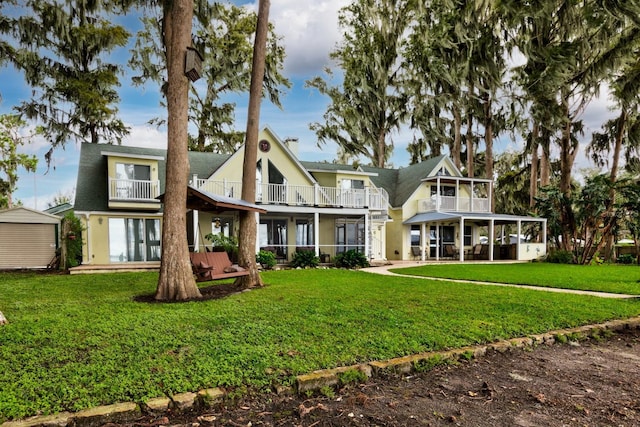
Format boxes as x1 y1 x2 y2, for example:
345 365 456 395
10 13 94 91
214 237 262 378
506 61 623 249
4 317 640 427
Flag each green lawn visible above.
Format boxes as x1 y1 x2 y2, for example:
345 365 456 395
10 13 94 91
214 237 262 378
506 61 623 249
389 263 640 295
1 268 639 421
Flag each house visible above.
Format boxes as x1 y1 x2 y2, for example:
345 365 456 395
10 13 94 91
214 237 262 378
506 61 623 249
0 206 60 269
72 126 546 267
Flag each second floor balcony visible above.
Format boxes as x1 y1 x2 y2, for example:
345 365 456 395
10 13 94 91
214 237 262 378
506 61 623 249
108 178 161 203
194 179 389 213
418 195 491 213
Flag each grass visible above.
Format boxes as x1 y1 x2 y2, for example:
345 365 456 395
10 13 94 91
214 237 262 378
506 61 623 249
1 268 640 421
390 263 640 295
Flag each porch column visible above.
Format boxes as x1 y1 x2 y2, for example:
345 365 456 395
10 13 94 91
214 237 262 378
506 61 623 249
255 212 261 255
435 223 440 261
365 213 370 260
421 222 427 261
314 212 320 256
517 220 522 260
489 220 495 261
193 209 199 251
459 216 464 261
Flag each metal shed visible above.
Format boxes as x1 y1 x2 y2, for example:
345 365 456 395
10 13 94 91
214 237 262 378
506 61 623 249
0 207 60 269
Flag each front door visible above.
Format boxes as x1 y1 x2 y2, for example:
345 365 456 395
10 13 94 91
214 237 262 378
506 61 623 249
430 225 454 257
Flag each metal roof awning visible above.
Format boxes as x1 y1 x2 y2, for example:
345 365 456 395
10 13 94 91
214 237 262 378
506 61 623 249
403 212 462 224
403 211 546 225
158 186 267 214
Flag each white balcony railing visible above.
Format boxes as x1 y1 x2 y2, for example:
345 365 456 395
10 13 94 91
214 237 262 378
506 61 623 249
418 195 490 213
195 179 389 211
108 178 160 201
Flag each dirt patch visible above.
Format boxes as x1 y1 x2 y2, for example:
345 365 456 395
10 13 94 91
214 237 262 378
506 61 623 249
112 328 640 427
133 282 248 303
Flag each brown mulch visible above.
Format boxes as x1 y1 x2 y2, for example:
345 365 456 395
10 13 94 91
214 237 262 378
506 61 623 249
109 328 640 427
133 282 247 303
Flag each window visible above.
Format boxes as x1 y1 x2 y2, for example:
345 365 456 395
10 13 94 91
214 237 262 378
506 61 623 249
256 160 263 201
212 217 233 238
436 167 452 176
431 185 456 197
341 179 366 206
109 218 160 262
296 220 314 246
259 219 287 259
341 179 365 190
114 163 152 199
464 225 472 246
336 218 365 253
116 163 150 181
410 225 421 246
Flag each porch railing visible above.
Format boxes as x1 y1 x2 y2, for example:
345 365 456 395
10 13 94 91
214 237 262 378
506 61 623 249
418 195 491 213
194 179 389 211
108 178 160 201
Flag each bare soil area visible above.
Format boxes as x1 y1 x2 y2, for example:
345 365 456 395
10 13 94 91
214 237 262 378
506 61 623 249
115 327 640 427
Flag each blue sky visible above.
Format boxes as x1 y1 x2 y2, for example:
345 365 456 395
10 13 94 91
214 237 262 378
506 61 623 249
1 0 614 210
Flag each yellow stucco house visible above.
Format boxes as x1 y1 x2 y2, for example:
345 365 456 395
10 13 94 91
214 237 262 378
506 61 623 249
73 126 546 267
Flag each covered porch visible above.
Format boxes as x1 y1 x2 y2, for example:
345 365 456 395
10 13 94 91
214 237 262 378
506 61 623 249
404 212 547 262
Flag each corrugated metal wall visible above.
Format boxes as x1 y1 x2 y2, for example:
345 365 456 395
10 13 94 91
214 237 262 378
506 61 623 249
0 223 57 268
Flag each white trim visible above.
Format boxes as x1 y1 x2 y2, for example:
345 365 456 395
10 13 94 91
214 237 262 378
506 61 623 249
101 151 164 161
306 168 378 177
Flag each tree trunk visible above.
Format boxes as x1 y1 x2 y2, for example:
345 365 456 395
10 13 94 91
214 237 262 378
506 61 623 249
559 95 579 197
603 109 627 262
483 93 493 181
539 117 551 188
235 0 270 289
466 81 474 178
466 112 474 178
155 0 201 301
529 122 539 209
376 126 386 169
452 105 462 170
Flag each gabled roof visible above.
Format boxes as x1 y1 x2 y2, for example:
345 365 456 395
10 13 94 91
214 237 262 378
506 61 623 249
74 140 463 213
364 155 449 208
0 206 61 224
300 155 450 208
44 202 73 216
74 143 231 212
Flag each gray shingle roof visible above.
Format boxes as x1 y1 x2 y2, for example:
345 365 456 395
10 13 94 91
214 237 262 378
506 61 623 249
74 143 230 212
301 155 446 208
75 143 447 212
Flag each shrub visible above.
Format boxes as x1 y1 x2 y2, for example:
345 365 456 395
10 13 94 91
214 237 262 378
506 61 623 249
545 250 574 264
291 250 319 268
617 254 636 264
256 250 276 269
334 249 369 269
62 212 84 269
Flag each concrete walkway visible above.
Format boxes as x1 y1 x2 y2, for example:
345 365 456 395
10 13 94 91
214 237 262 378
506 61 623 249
360 261 639 299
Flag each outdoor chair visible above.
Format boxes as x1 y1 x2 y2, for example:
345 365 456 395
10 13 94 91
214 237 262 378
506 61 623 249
411 246 422 260
444 244 458 259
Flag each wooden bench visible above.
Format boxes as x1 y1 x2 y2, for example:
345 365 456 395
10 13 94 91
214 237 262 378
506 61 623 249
190 251 249 282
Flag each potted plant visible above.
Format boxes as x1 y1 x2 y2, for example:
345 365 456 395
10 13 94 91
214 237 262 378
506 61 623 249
256 250 276 270
204 233 239 263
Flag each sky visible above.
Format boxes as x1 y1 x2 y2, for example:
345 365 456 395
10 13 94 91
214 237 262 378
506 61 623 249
1 0 616 210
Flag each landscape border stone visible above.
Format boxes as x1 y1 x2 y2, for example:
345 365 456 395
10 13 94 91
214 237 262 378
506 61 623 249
3 316 640 427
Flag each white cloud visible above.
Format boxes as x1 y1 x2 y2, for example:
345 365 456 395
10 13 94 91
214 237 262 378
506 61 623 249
121 124 168 149
243 0 349 76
